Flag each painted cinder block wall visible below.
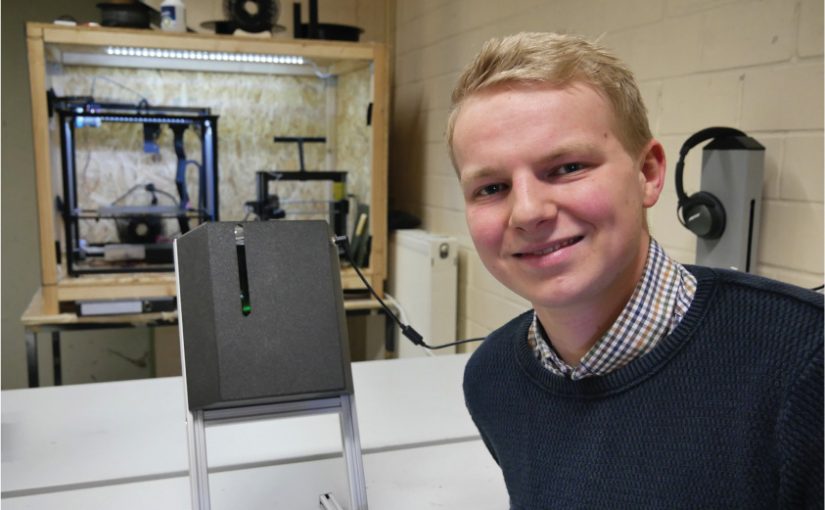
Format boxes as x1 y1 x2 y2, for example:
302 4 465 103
389 0 824 346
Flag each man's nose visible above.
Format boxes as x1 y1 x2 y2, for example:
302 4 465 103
508 175 557 231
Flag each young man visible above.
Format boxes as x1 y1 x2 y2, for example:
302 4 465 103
449 32 823 509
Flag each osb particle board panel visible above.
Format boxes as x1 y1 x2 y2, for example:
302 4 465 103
49 65 371 244
337 65 372 208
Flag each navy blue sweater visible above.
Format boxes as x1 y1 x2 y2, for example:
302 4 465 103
464 266 823 509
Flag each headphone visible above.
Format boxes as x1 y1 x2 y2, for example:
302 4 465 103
675 127 747 239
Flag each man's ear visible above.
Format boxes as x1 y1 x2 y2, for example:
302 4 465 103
638 139 666 208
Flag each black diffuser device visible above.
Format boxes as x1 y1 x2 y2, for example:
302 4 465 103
175 220 353 411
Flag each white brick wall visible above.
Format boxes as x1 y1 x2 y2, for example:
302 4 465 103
390 0 824 346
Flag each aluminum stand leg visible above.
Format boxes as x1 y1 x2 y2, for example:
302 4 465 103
187 409 211 509
185 395 368 510
339 394 368 509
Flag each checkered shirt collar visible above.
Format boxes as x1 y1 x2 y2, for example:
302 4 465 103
528 238 697 380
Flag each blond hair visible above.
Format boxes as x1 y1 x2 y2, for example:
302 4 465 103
447 32 651 165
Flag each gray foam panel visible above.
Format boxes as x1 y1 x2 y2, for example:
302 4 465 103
175 221 353 411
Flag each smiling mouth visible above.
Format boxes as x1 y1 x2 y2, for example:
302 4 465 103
515 236 584 257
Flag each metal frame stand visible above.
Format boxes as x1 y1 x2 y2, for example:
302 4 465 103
185 395 368 510
24 330 69 387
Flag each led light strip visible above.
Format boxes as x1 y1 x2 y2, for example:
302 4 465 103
94 115 194 124
105 46 305 65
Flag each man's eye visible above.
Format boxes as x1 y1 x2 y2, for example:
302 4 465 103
555 162 585 175
478 183 507 196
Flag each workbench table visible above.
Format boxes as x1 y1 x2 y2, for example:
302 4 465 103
1 354 508 509
21 288 397 387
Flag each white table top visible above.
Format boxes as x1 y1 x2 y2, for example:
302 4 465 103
2 353 502 507
2 440 509 510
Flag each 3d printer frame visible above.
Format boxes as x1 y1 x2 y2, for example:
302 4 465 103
251 169 349 237
248 136 349 239
55 101 220 276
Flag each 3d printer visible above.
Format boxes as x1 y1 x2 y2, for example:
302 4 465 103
245 136 352 248
52 97 219 276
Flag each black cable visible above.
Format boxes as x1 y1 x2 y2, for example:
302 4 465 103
333 235 485 350
110 183 146 205
145 184 180 207
111 183 180 207
89 75 151 105
812 284 824 292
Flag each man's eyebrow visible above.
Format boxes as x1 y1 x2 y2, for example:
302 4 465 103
459 166 501 184
460 141 602 183
538 141 601 163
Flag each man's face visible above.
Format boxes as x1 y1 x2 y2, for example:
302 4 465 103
452 83 664 314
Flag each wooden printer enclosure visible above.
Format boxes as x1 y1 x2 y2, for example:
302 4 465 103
26 22 388 308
